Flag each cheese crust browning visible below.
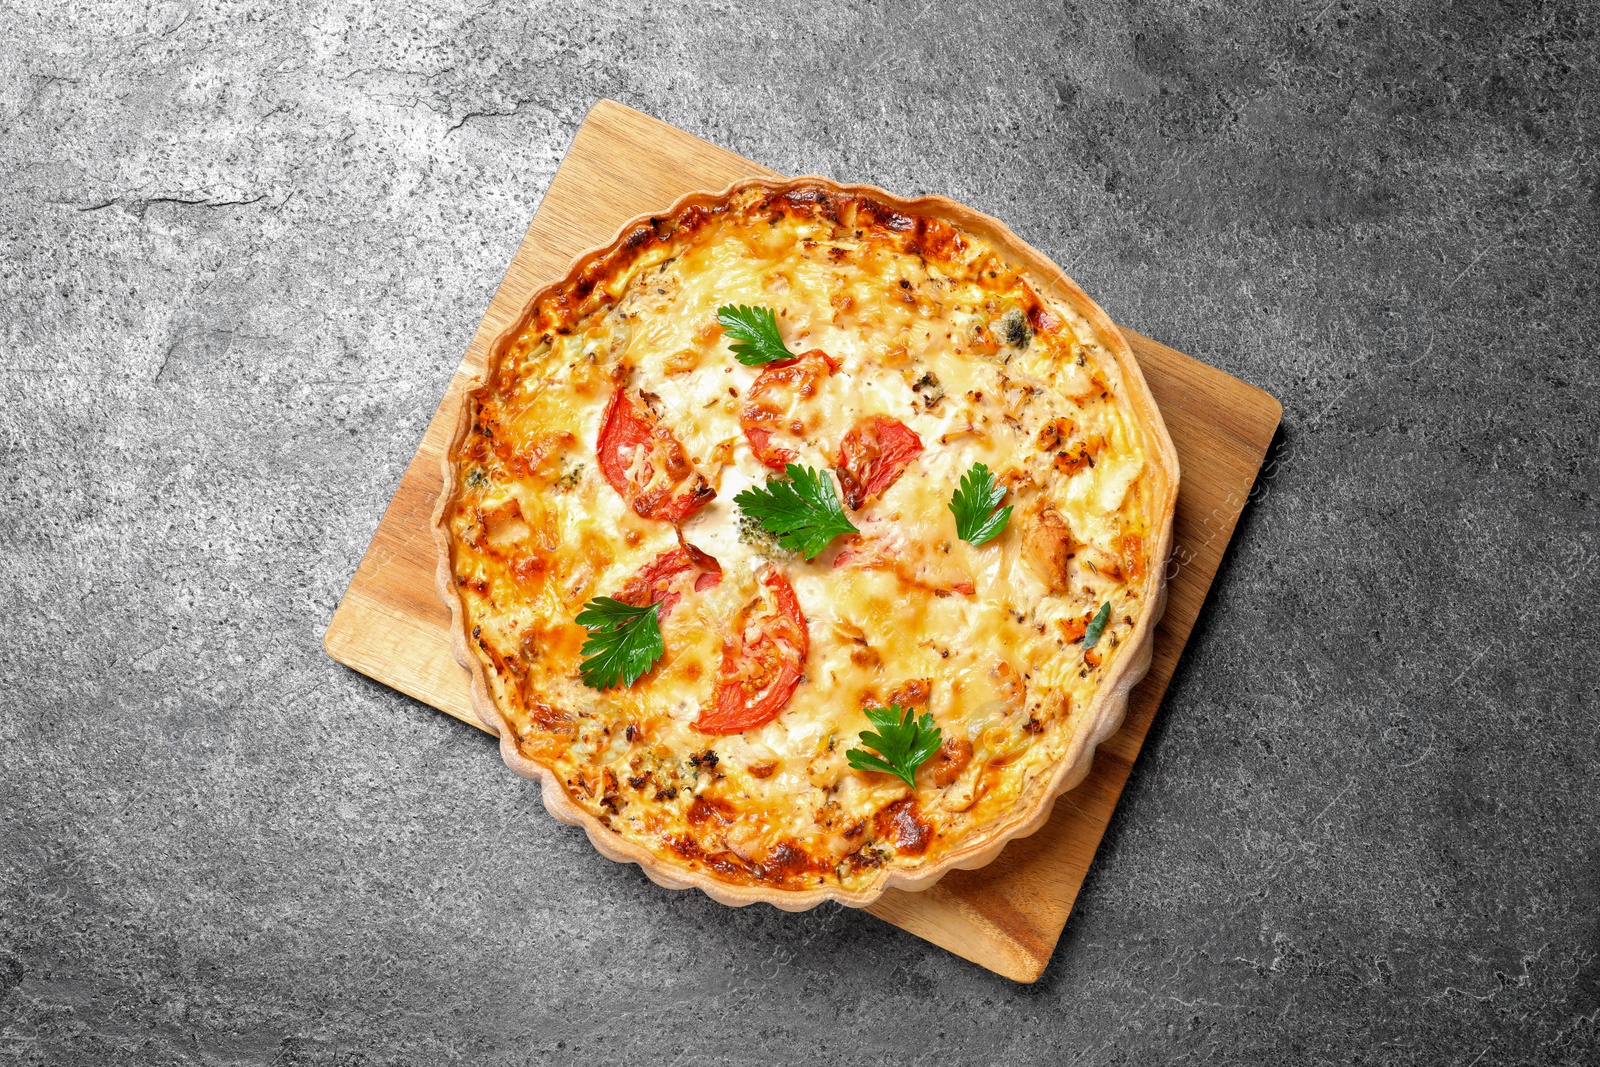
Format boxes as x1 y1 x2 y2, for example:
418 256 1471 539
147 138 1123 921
434 179 1178 908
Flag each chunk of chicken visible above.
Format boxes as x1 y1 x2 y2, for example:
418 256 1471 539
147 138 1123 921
1022 507 1078 593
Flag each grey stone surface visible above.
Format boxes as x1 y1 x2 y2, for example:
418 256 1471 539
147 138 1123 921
1 0 1596 1062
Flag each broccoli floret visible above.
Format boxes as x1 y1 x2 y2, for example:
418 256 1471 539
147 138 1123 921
998 308 1032 348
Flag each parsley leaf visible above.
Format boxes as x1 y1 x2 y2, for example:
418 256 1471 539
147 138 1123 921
575 597 664 690
717 304 794 366
949 462 1013 546
846 704 944 788
1082 601 1112 649
733 464 858 560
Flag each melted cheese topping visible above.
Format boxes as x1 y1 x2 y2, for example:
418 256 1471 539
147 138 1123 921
444 187 1163 892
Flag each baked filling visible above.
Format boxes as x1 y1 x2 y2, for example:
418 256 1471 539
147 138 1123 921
440 185 1166 893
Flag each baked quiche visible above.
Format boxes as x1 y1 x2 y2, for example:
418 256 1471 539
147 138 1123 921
433 178 1178 909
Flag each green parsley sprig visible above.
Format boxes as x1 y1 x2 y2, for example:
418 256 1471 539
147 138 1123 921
1082 601 1112 649
717 304 793 366
846 705 943 788
949 462 1013 546
575 597 664 690
733 464 858 560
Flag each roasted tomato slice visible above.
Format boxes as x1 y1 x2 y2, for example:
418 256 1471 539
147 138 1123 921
739 349 839 471
694 568 810 734
615 543 723 619
597 388 715 523
834 415 924 510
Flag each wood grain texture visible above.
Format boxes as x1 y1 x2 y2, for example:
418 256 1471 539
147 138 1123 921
322 99 1282 983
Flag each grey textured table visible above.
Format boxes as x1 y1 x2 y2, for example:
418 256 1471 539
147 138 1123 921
2 3 1595 1064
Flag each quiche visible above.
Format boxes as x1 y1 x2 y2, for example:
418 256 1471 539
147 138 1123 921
432 178 1178 909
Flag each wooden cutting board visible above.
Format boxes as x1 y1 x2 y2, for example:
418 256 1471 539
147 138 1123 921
323 99 1281 983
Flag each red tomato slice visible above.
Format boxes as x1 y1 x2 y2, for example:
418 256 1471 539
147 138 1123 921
694 568 810 734
615 544 723 619
739 349 838 471
834 415 924 510
597 388 715 523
